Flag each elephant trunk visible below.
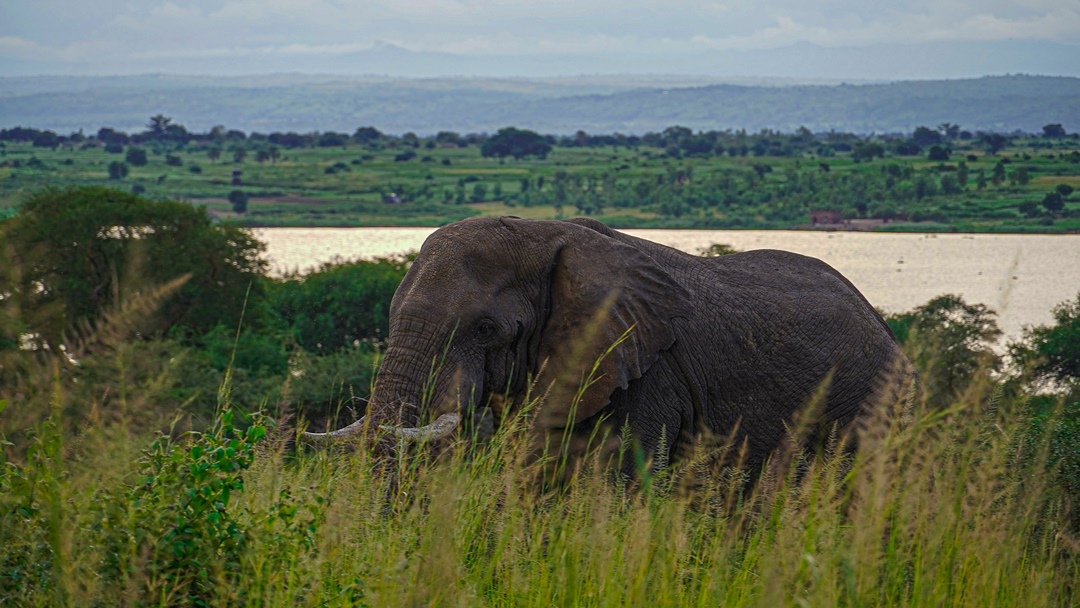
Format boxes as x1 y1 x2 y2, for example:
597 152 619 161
301 335 463 447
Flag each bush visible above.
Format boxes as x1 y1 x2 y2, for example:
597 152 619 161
1 358 1075 606
266 256 410 354
228 189 248 213
107 161 128 179
885 294 1001 409
927 145 950 161
0 187 266 350
1043 191 1065 213
1010 292 1080 389
125 147 148 166
1 285 1078 605
481 127 552 160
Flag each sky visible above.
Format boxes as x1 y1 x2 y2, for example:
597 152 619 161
1 0 1079 78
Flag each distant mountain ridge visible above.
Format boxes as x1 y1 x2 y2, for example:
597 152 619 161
0 73 1076 135
3 39 1077 80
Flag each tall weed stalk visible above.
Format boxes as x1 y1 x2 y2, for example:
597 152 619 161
0 326 1077 606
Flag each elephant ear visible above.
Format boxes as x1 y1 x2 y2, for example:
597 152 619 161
533 221 690 428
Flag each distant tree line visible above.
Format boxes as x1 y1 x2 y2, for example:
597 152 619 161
2 117 1073 159
2 116 1076 227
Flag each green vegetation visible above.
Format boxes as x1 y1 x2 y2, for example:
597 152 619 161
0 294 1078 605
1 188 1078 604
2 119 1079 231
0 187 408 426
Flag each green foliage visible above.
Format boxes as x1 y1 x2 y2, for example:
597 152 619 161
122 409 268 602
1042 191 1065 213
851 141 884 161
1043 123 1067 138
107 160 128 179
927 145 950 161
1010 292 1080 389
0 187 267 350
697 242 739 257
0 405 65 604
885 294 1002 408
1011 291 1080 521
481 127 552 160
1 366 1077 606
913 126 944 146
267 256 410 354
228 189 248 213
3 121 1079 232
125 146 148 166
1 282 1080 605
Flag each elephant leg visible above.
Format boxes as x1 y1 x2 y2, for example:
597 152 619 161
604 355 695 480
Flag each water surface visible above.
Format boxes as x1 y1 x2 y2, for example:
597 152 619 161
256 227 1080 343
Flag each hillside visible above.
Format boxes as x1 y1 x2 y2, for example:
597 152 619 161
1 74 1077 135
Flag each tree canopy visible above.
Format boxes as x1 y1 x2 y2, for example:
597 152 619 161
0 187 266 351
480 127 552 160
1011 292 1080 392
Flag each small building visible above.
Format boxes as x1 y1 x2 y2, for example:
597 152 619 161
810 209 843 226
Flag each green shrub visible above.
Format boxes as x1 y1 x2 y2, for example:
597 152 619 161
0 186 267 351
885 294 1001 408
107 161 128 179
119 409 268 602
125 147 148 166
267 256 410 354
228 189 248 213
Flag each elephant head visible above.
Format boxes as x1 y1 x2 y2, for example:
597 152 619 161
302 217 689 451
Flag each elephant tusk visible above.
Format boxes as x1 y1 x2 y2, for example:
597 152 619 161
300 416 369 446
383 412 461 443
301 412 462 446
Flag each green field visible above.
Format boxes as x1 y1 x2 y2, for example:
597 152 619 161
2 130 1079 231
2 186 1079 605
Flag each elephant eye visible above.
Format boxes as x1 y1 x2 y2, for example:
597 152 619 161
475 319 497 341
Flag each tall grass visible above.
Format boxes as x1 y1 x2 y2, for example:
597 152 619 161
2 346 1077 606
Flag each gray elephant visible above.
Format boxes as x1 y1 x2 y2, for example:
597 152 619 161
304 217 911 478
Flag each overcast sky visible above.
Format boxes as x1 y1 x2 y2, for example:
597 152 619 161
2 0 1078 77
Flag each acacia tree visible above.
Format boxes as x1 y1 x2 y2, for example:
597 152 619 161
1042 123 1067 138
0 187 266 351
480 127 552 160
980 133 1008 155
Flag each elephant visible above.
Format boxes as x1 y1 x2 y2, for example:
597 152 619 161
303 216 912 479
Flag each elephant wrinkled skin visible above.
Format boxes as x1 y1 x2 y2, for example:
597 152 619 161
303 217 912 477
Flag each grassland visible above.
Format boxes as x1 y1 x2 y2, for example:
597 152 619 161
2 134 1079 231
1 185 1078 604
1 346 1077 606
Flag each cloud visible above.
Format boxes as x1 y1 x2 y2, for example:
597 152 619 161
689 5 1080 50
0 36 47 59
945 9 1080 41
1 0 1078 75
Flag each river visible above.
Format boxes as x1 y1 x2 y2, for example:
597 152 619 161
255 227 1080 343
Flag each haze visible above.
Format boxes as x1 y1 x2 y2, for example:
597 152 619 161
2 1 1079 79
